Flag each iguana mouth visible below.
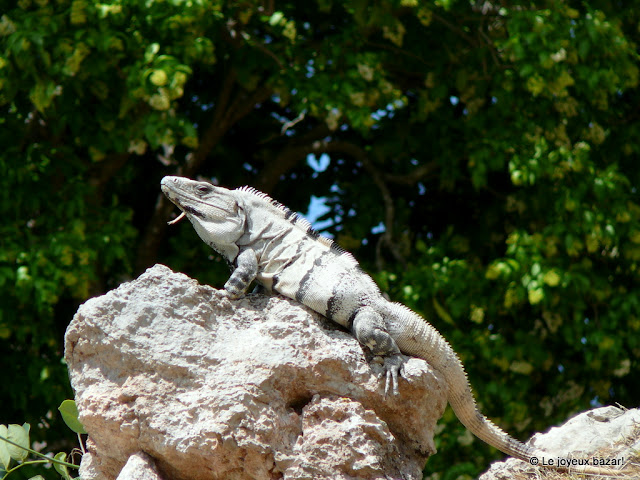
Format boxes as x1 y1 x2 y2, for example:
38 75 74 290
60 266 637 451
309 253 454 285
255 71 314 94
167 211 186 225
167 204 205 225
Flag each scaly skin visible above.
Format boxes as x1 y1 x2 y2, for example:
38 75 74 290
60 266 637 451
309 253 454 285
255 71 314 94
161 176 626 477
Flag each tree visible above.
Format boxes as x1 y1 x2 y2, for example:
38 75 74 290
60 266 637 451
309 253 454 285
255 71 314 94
1 0 638 477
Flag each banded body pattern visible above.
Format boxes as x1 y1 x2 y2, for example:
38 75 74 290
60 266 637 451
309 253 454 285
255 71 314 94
233 186 382 327
160 176 623 477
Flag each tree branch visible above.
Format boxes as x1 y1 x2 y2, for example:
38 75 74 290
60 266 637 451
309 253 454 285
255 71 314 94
260 133 441 268
183 68 238 176
325 141 407 268
228 85 273 127
264 137 410 268
255 123 332 191
383 161 439 185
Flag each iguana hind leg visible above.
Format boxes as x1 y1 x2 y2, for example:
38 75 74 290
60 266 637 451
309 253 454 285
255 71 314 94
352 306 404 395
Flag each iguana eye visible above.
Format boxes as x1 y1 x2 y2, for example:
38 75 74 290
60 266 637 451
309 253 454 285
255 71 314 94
196 185 212 194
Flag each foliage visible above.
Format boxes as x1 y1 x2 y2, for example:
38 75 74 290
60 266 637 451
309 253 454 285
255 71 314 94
1 0 639 477
0 401 83 480
57 401 86 436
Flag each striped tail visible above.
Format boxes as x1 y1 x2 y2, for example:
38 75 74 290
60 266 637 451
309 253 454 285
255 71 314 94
387 302 624 476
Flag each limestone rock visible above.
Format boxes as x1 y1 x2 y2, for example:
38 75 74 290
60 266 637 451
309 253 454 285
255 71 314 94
65 264 446 480
116 452 163 480
479 406 640 480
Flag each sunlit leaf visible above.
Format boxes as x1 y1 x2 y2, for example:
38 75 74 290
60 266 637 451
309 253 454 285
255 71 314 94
6 424 30 462
53 452 71 479
59 400 87 434
0 425 10 470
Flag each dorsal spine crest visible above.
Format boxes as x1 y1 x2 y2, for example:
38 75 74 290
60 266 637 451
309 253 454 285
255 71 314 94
235 185 352 258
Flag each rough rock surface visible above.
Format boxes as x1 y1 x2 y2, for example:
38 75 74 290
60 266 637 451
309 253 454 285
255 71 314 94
116 452 163 480
479 406 640 479
65 264 446 480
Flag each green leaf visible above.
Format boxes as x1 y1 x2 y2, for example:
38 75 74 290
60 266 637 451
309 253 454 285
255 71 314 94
54 452 71 479
269 11 284 26
6 423 30 462
0 425 10 469
29 476 46 480
58 400 87 434
144 42 160 62
29 80 58 114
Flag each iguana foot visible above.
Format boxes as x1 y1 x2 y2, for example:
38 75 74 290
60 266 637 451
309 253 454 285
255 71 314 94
351 306 404 396
383 354 404 396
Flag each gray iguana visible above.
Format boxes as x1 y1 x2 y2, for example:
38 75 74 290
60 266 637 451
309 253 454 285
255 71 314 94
161 175 625 477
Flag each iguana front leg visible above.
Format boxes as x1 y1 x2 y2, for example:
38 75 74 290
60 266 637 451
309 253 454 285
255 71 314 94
352 306 404 395
224 249 258 298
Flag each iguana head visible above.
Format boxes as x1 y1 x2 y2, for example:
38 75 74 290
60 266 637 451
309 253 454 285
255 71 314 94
161 176 246 260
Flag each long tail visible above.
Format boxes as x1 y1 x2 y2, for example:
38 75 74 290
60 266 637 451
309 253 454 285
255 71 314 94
387 302 625 476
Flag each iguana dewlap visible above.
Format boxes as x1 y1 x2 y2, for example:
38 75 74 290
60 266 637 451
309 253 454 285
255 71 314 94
160 175 624 477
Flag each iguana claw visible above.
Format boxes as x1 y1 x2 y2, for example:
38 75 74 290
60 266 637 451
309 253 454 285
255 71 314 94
384 354 404 396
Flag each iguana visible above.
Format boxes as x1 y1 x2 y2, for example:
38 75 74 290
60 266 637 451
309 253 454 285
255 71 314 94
161 175 625 477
